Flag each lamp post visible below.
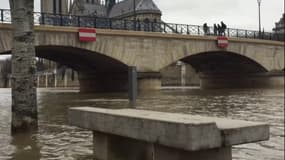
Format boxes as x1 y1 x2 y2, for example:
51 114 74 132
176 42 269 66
133 0 136 20
133 0 136 30
257 0 261 37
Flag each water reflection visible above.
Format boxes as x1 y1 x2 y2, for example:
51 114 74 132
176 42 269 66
0 88 283 160
10 130 41 160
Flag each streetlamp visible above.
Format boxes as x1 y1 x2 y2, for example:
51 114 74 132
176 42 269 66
133 0 136 20
257 0 261 37
133 0 136 30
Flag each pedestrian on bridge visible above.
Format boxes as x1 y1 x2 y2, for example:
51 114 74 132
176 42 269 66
217 24 222 36
144 18 150 31
203 23 209 35
221 21 227 36
137 19 141 31
214 24 218 36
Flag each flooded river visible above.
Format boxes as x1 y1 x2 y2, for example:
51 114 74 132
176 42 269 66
0 88 283 160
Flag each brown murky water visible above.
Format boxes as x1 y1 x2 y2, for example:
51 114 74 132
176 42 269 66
0 88 284 160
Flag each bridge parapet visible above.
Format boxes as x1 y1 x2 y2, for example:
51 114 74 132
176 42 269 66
1 9 284 41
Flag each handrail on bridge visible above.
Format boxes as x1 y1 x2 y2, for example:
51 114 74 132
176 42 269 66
1 9 284 41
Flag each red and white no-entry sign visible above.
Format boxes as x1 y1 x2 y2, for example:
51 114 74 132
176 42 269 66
79 28 96 42
217 36 228 48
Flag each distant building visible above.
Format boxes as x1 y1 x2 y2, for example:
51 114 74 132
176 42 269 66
273 13 285 33
41 0 162 22
71 0 161 22
41 0 69 14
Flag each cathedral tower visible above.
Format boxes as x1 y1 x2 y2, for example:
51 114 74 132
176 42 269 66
105 0 116 12
41 0 68 14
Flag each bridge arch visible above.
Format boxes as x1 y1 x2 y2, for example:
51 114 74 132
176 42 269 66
179 51 268 74
160 51 283 89
36 46 129 72
1 46 130 92
1 46 129 72
155 40 284 73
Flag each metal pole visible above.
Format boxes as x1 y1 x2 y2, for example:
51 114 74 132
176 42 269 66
41 12 45 25
257 0 261 38
128 66 137 104
133 0 136 30
133 0 136 20
1 10 3 23
45 73 48 88
40 0 43 12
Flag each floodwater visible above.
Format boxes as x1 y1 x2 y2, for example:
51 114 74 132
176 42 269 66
0 87 284 160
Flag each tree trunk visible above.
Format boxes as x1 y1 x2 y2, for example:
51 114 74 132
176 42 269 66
9 0 37 133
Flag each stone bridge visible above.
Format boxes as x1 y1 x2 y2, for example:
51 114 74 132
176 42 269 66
0 24 284 92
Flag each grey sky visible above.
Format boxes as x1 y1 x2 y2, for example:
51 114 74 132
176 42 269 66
154 0 284 31
0 0 284 31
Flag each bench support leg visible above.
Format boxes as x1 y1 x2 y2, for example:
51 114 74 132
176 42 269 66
154 145 232 160
93 131 232 160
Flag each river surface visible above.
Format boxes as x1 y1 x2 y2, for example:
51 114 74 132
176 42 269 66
0 88 283 160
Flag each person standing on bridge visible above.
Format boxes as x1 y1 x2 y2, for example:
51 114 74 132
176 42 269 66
144 18 150 31
221 21 227 36
217 24 222 36
214 24 218 36
137 19 141 31
203 23 209 35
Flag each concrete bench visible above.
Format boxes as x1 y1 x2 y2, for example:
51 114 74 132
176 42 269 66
69 107 269 160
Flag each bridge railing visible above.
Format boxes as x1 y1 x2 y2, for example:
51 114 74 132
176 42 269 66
1 9 284 41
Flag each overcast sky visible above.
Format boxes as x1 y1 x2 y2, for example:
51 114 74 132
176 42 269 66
1 0 284 31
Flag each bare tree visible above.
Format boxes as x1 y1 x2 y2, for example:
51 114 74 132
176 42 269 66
9 0 37 132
